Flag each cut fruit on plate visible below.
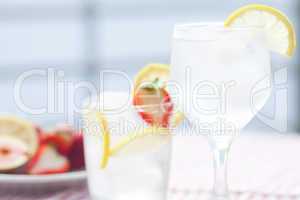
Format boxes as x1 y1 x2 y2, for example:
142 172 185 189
224 4 296 57
109 126 170 156
0 136 30 172
50 123 75 155
83 110 110 169
42 134 73 156
0 116 38 157
27 144 70 175
68 134 85 170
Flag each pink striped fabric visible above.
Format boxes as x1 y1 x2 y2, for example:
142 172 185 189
1 187 299 200
168 188 300 200
168 133 300 200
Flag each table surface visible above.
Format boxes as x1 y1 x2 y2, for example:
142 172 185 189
1 132 300 200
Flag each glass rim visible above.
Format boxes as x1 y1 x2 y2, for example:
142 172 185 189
174 22 264 31
173 22 265 41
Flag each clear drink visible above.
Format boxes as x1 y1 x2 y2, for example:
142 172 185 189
82 92 171 200
171 23 271 132
170 23 271 199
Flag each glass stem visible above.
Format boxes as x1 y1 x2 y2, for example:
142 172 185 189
212 145 231 199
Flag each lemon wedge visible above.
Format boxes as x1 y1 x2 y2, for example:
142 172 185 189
224 4 296 56
109 126 170 156
109 113 184 156
0 116 38 157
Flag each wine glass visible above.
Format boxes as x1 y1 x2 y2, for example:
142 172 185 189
170 23 271 199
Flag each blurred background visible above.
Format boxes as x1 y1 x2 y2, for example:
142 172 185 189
0 0 299 132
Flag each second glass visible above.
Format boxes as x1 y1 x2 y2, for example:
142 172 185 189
82 91 172 200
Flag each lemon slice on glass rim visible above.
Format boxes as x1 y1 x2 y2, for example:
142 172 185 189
224 4 296 57
109 126 170 156
84 109 184 168
109 112 184 156
90 109 184 161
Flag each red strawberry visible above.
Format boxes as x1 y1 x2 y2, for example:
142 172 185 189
42 133 72 156
27 144 70 175
67 133 85 170
39 123 75 156
51 123 75 155
133 85 173 128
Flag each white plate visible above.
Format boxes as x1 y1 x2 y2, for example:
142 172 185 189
0 171 86 189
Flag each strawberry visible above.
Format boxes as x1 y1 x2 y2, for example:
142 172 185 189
42 133 72 156
27 144 70 175
40 123 76 156
133 81 173 128
67 133 85 170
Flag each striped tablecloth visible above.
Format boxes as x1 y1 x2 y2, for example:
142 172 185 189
1 132 300 200
1 186 299 200
1 186 298 200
